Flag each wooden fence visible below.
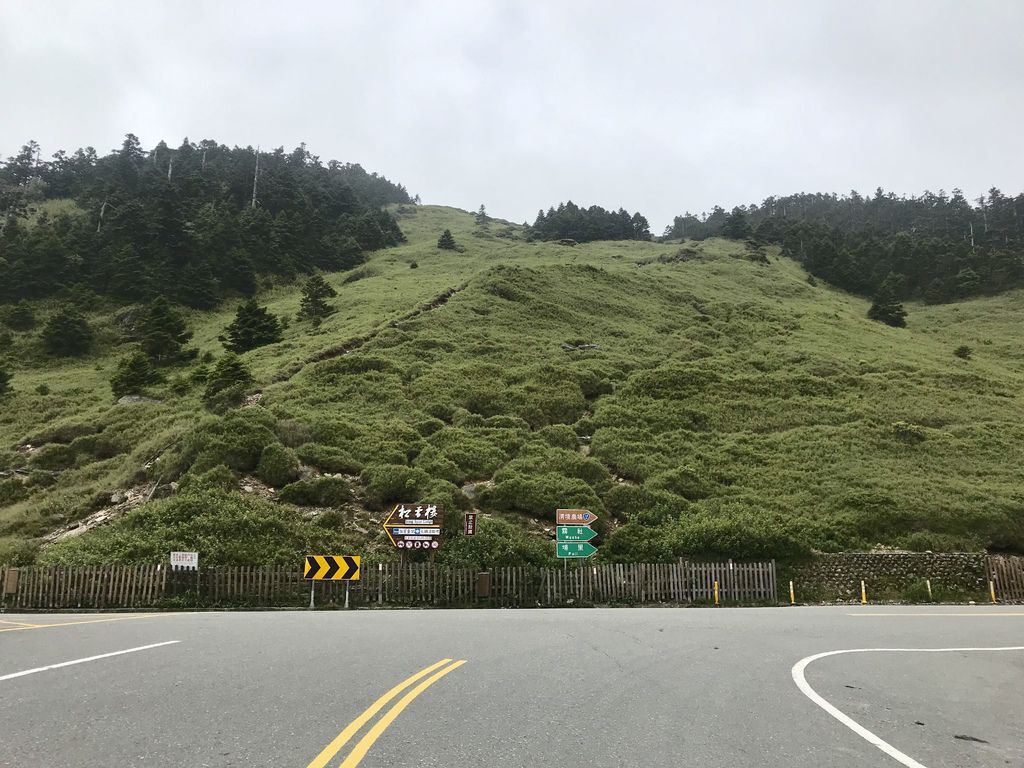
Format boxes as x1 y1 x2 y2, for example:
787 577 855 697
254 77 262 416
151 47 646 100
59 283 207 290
0 560 776 610
988 555 1024 603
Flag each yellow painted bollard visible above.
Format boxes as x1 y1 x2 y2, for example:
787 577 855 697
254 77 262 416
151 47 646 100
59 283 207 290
926 579 933 601
714 580 719 606
789 580 795 606
990 580 997 604
860 580 867 605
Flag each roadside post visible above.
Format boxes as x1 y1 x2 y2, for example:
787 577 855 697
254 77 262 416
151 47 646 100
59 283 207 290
714 580 719 606
926 579 932 601
303 555 361 609
789 580 795 605
860 580 867 604
989 580 997 604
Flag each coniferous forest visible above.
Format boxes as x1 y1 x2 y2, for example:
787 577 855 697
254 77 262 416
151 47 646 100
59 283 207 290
665 189 1024 303
529 201 652 242
0 136 410 307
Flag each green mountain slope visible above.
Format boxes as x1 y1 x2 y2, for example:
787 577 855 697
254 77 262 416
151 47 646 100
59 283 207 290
2 205 1023 566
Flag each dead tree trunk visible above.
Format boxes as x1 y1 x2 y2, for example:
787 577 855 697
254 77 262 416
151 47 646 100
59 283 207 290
251 147 260 209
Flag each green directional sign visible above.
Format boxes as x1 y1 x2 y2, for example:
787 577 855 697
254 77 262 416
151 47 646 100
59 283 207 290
556 525 598 542
556 542 598 558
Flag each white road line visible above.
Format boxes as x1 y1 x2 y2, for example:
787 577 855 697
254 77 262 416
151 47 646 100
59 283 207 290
792 646 1024 768
0 641 180 682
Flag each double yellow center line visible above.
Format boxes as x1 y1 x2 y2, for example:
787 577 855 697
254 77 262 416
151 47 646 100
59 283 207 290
307 658 467 768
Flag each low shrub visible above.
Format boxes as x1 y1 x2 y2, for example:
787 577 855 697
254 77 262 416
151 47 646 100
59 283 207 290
38 490 347 565
275 419 314 448
440 516 553 569
891 421 926 444
0 478 29 506
360 464 432 509
278 477 353 507
498 444 611 493
256 444 301 488
30 443 78 471
602 484 686 523
537 424 578 450
412 446 462 485
482 471 604 520
295 444 362 474
178 464 238 493
427 428 510 480
179 410 279 475
647 466 713 501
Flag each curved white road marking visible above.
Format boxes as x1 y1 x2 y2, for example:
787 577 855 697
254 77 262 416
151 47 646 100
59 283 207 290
792 647 1024 768
0 641 180 682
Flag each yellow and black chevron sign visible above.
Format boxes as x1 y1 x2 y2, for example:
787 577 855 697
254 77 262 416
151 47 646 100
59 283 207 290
303 555 360 581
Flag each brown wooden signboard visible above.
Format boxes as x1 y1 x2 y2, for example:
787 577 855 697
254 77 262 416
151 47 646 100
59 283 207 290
556 509 598 527
383 503 444 550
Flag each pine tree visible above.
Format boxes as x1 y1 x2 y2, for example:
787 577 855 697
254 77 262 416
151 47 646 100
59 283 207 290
139 296 192 362
721 208 752 239
110 350 162 398
202 353 254 406
4 300 35 331
475 205 488 226
437 229 457 250
42 309 93 356
297 274 338 326
223 299 282 352
867 280 908 327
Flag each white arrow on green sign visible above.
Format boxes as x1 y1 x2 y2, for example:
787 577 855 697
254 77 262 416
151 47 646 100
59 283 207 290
556 526 598 542
557 542 598 558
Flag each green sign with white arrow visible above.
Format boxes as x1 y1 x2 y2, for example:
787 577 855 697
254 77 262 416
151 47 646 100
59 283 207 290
556 526 598 542
556 542 598 558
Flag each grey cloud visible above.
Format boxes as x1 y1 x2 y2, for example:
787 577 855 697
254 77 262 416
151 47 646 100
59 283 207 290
2 0 1022 229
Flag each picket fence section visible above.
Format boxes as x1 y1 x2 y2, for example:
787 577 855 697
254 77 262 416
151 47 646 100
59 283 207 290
0 560 777 610
988 555 1024 602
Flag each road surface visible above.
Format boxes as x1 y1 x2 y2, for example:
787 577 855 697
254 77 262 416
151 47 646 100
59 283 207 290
1 606 1022 767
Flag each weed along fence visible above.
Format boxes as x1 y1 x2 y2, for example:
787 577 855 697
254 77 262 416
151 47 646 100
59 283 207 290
0 560 777 610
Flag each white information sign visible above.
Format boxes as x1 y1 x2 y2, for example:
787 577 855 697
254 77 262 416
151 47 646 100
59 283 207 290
170 551 199 570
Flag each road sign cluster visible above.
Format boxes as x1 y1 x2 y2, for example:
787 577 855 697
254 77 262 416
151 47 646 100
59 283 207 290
384 504 444 550
556 509 598 558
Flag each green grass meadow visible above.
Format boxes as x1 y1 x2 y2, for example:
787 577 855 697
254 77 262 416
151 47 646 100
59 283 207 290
2 205 1023 566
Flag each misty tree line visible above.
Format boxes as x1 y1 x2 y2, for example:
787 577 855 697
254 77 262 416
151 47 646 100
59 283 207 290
529 201 652 242
665 189 1024 302
0 136 410 306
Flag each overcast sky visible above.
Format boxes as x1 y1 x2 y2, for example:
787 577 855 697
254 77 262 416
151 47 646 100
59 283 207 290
2 1 1022 229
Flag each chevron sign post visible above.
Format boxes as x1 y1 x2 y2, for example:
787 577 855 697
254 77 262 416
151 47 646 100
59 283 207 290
304 555 361 581
304 555 361 610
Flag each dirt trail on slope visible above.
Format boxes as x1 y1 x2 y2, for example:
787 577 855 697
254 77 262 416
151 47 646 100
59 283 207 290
273 283 467 383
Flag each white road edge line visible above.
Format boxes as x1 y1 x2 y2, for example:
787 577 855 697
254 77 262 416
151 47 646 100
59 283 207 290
0 641 180 682
792 646 1024 768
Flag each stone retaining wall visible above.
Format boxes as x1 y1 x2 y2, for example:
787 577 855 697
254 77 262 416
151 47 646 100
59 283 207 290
785 552 988 600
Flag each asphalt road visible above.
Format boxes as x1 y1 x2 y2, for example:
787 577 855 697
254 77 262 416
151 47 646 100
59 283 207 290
1 606 1022 768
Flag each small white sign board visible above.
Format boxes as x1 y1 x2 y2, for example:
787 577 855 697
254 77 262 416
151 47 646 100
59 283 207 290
170 551 199 570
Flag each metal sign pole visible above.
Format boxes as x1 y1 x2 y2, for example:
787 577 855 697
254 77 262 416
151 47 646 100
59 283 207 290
345 581 350 610
309 581 315 610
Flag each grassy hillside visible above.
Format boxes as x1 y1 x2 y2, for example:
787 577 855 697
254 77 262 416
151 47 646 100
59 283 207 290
2 205 1023 566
